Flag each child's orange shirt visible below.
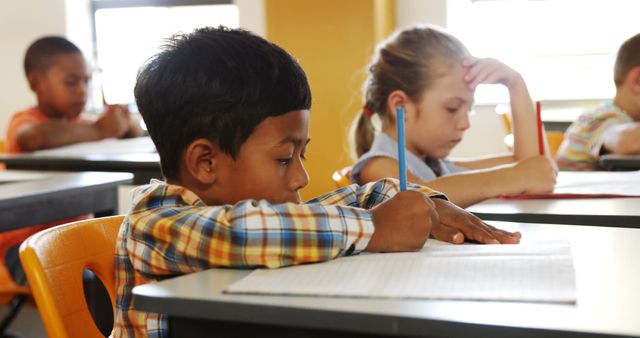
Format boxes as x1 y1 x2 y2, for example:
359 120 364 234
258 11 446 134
6 106 90 153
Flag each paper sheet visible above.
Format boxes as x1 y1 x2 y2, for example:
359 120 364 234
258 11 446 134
31 136 156 156
225 241 576 303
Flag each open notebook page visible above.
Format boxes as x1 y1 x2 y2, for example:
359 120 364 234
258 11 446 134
225 240 576 303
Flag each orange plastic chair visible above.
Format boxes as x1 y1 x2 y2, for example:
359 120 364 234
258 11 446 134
545 131 565 158
503 131 564 157
19 215 124 338
332 166 352 188
0 139 6 170
500 113 565 157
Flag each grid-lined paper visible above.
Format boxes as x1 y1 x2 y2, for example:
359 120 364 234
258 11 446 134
226 241 576 303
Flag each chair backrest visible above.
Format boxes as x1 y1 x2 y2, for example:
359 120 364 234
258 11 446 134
546 130 565 158
0 139 6 170
332 166 352 188
19 215 125 338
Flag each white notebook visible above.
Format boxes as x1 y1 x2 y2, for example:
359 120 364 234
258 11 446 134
225 241 576 303
553 170 640 196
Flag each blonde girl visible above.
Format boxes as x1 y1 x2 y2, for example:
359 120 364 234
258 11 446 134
350 25 556 207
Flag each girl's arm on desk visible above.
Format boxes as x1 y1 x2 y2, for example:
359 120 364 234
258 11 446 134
360 156 556 208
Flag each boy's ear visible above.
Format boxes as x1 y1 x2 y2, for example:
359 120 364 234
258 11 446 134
183 138 219 185
627 66 640 93
387 90 415 122
27 72 41 92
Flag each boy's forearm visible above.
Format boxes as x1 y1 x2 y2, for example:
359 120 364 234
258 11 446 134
127 201 374 277
16 120 103 151
309 178 443 209
603 123 640 155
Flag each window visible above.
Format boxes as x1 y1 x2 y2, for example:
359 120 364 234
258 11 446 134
447 0 640 104
91 0 239 105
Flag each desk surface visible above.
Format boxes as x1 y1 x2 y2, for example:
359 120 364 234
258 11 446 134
0 170 132 231
0 153 161 185
467 171 640 227
600 154 640 171
133 222 640 338
467 197 640 227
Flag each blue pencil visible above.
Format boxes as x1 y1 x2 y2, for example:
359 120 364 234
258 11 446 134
396 105 407 191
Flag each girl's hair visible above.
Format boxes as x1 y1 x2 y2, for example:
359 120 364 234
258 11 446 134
349 25 470 159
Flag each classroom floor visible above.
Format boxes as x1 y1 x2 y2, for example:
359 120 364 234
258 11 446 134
0 303 47 338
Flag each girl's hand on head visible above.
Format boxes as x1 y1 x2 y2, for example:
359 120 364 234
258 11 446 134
462 57 523 90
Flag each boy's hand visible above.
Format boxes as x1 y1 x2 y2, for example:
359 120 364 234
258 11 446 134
463 57 523 90
432 198 521 244
96 105 129 138
508 156 558 195
367 190 438 252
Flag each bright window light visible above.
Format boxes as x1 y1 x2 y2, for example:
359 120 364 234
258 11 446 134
447 0 640 104
94 4 239 105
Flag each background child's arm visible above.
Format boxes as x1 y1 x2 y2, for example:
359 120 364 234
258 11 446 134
451 154 516 169
109 104 146 138
602 122 640 155
16 108 130 151
360 157 555 208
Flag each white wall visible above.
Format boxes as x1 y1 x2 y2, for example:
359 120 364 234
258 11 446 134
0 0 66 140
397 0 447 29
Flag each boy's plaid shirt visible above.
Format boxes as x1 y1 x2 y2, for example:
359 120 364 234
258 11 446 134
113 178 441 338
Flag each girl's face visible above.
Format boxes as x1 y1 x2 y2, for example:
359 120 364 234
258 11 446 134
406 63 474 159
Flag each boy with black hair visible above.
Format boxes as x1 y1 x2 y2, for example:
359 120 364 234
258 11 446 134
7 36 142 153
114 26 520 337
557 32 640 170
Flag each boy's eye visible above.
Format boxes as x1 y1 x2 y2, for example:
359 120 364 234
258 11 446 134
446 107 460 113
277 158 292 166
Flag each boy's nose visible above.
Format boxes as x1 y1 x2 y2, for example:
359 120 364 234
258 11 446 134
77 83 88 98
290 159 310 192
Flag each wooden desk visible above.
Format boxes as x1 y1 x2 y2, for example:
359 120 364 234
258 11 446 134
0 153 161 185
0 170 133 231
132 222 640 338
599 155 640 171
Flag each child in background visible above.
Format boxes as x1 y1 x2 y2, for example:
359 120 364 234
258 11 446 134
350 25 557 208
556 33 640 170
114 26 520 338
6 36 142 153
